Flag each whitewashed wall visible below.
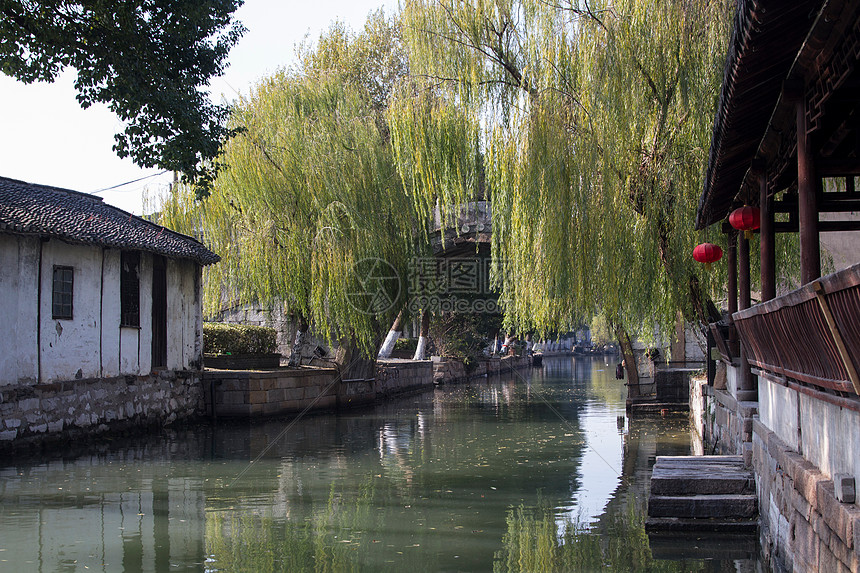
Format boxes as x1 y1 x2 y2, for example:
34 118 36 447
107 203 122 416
39 240 103 381
167 258 201 371
0 235 39 386
0 235 203 385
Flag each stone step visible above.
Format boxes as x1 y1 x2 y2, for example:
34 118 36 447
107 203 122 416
650 455 754 496
646 530 759 557
648 494 757 519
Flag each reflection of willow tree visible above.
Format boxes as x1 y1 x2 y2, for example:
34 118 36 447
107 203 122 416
205 480 407 572
493 499 706 572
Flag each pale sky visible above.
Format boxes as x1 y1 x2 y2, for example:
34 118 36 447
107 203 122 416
0 0 397 214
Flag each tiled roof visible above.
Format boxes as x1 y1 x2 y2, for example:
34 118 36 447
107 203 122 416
697 0 824 229
0 176 219 265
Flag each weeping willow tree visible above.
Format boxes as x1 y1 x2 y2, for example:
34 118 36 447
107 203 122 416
393 0 737 367
160 12 430 357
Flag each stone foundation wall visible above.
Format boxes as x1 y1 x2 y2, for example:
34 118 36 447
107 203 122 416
694 367 860 571
376 360 434 397
206 360 435 418
204 368 339 418
753 418 860 572
691 363 756 464
0 370 203 450
432 355 530 385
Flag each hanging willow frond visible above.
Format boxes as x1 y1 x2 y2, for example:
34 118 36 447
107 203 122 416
398 0 738 338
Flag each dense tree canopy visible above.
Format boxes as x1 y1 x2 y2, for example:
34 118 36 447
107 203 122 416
393 0 737 341
161 12 431 354
0 0 244 191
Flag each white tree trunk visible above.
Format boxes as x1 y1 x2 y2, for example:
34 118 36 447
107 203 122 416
412 336 428 360
378 329 401 359
377 310 403 359
412 309 431 360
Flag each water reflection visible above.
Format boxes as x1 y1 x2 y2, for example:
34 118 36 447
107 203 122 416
0 358 759 571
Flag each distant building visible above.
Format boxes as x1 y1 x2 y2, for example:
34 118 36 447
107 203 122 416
0 176 219 445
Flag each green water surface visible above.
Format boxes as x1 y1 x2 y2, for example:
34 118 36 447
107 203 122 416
0 357 760 572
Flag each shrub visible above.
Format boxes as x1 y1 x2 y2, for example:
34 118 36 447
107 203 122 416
430 312 501 372
204 323 277 355
394 338 418 354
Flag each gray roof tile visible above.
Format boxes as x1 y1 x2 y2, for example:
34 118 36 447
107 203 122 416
0 176 219 265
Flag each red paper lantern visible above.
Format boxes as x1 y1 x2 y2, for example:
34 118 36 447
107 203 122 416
729 206 760 239
693 242 723 271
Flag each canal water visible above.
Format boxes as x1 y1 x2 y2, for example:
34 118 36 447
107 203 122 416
0 357 761 572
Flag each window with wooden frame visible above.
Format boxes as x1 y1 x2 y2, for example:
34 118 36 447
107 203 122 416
52 265 74 320
120 251 141 327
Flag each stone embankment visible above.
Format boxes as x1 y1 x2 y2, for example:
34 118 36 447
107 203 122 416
1 355 535 450
432 355 532 384
205 359 438 419
753 419 860 572
0 370 203 451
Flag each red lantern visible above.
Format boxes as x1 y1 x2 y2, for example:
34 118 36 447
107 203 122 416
729 206 760 239
693 242 723 271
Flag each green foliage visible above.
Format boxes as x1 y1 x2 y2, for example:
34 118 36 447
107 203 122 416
430 311 500 370
394 337 419 355
161 13 427 356
397 0 739 338
590 313 615 346
203 322 277 355
493 499 708 572
0 0 245 192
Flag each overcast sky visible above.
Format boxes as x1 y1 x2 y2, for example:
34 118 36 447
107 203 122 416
0 0 397 214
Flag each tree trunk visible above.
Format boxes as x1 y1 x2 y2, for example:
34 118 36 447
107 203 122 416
335 337 376 382
377 309 403 359
688 274 722 325
654 220 721 327
412 309 431 360
616 326 640 398
501 334 516 355
288 314 309 367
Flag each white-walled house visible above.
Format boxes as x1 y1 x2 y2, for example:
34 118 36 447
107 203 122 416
0 176 219 446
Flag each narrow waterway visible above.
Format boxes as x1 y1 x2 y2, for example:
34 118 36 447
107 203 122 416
0 357 761 571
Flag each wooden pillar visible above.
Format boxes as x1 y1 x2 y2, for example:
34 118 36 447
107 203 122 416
737 231 755 401
796 90 820 284
759 169 776 301
739 233 751 310
727 230 738 350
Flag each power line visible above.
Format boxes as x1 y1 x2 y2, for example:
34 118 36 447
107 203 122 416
91 170 170 194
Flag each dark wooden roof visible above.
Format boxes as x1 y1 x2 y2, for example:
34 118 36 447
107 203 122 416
0 176 219 265
697 0 825 229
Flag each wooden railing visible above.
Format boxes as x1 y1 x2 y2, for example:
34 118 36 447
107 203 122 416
733 262 860 396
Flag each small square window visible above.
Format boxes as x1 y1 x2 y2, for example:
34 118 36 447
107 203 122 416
52 266 73 320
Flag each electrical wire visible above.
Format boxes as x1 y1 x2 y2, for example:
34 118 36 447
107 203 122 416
90 170 169 194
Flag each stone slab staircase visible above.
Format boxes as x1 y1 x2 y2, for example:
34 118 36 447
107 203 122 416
646 455 758 532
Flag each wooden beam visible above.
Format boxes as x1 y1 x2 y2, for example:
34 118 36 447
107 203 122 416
816 158 860 177
774 198 860 213
774 220 860 232
812 280 860 395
